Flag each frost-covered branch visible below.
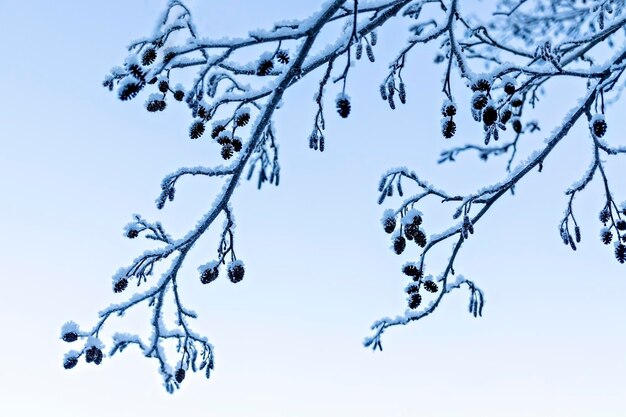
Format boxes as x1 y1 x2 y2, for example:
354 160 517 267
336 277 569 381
365 0 626 349
63 0 626 391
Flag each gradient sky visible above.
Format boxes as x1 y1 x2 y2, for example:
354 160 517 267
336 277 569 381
1 1 625 416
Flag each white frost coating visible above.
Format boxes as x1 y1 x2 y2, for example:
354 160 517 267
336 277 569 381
566 140 597 193
64 350 80 361
145 93 163 102
441 98 456 112
117 76 141 91
402 209 423 226
61 321 79 337
445 274 465 292
336 92 351 101
109 66 125 76
198 260 219 273
124 54 140 67
85 336 105 350
234 106 250 119
112 332 143 346
597 136 626 153
428 221 463 243
227 259 245 271
381 209 395 225
402 261 419 270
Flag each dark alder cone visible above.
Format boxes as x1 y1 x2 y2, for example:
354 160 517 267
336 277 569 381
617 220 626 231
175 368 186 383
236 112 250 127
173 90 185 101
504 82 516 95
228 263 245 283
118 81 142 101
602 230 613 245
64 357 78 370
414 230 427 248
336 98 351 118
211 125 225 139
158 80 169 93
142 48 157 66
408 293 422 309
232 138 243 152
200 266 219 284
383 217 396 234
189 121 205 139
197 106 208 119
114 278 128 293
411 215 423 227
276 50 290 64
443 103 457 117
257 59 274 76
128 64 145 81
472 93 488 110
405 284 420 294
126 229 139 239
404 223 419 240
423 280 438 293
616 243 626 263
512 118 522 134
500 109 512 124
93 349 103 365
221 144 235 160
393 236 407 255
592 118 607 138
146 100 166 112
217 135 231 145
511 97 523 107
600 208 611 224
442 119 456 139
85 347 103 365
482 105 498 126
471 78 491 92
62 332 78 342
402 264 420 277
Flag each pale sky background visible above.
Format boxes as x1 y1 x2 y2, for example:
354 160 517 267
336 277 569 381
1 1 625 416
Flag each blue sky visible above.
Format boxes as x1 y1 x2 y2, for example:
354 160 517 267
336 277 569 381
1 1 625 416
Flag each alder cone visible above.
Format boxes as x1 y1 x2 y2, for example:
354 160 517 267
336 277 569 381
423 280 438 293
408 293 422 309
114 278 128 293
336 98 351 118
63 357 78 370
383 217 396 234
62 332 78 342
393 236 406 255
175 368 186 383
189 121 205 139
200 267 219 284
442 119 456 138
592 118 607 138
482 105 498 126
228 263 245 283
142 48 157 66
257 59 274 76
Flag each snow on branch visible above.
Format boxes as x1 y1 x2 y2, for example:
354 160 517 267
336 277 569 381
63 0 626 391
